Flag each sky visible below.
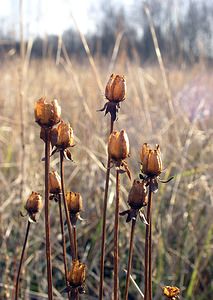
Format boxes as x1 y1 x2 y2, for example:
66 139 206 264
0 0 136 38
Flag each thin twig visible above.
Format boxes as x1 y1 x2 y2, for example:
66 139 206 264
114 169 120 300
15 221 30 300
58 194 70 300
60 151 75 259
124 218 136 300
99 117 114 300
73 226 78 259
44 128 53 299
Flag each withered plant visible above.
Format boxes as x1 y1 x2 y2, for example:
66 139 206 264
98 74 126 299
35 97 61 299
15 192 42 300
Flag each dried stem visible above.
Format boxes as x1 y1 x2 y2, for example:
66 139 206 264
44 128 53 299
144 187 153 300
73 226 78 259
124 218 136 300
148 188 153 300
99 117 114 300
58 194 70 300
60 150 75 259
15 221 30 300
114 169 120 300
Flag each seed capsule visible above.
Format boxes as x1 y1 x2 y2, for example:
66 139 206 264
49 171 61 194
68 259 86 288
128 180 148 209
140 144 162 176
25 191 43 221
108 130 129 161
162 286 180 299
34 97 61 127
56 121 74 149
105 74 126 102
66 192 83 214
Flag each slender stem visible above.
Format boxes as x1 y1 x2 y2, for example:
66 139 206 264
114 169 120 300
148 189 153 300
99 117 114 300
144 187 152 300
60 150 75 259
15 221 30 300
124 218 136 300
73 226 78 259
44 128 53 300
58 194 70 300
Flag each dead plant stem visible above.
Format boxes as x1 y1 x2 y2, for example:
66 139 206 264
114 169 120 300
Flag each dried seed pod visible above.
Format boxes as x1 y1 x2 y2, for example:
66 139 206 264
140 144 162 176
162 286 180 299
66 192 83 214
128 180 148 209
105 74 126 102
25 191 43 222
34 97 61 127
56 121 74 149
108 130 129 161
49 171 61 194
68 259 86 288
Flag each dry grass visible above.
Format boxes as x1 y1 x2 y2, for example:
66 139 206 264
0 55 212 299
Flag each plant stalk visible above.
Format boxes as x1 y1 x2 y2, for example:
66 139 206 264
73 226 78 259
60 150 75 259
124 218 136 300
58 194 70 299
44 128 53 300
99 117 114 300
148 188 153 300
114 169 120 300
15 221 30 300
144 186 153 300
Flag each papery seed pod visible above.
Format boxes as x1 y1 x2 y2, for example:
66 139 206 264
34 97 61 127
108 130 129 161
56 121 74 149
66 192 83 214
141 144 162 176
49 171 61 194
40 127 58 146
25 191 43 221
162 286 180 299
128 180 148 209
105 74 126 102
68 259 86 288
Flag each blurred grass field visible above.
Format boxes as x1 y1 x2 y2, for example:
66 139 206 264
0 51 212 299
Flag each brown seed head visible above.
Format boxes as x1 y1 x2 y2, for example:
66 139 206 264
34 97 61 127
25 192 43 221
140 143 162 176
56 121 74 149
108 130 129 161
105 74 126 102
66 191 83 214
68 259 86 288
162 286 180 298
128 180 148 209
49 171 61 194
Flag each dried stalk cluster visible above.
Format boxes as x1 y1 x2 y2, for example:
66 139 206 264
15 75 179 300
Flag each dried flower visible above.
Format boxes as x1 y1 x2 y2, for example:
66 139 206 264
108 130 129 161
24 192 43 222
162 286 180 299
105 74 126 102
66 192 83 214
49 171 61 194
68 259 86 291
140 143 162 176
34 97 61 127
56 121 74 149
128 180 148 209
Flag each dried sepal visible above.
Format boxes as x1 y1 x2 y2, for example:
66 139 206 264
24 191 43 222
128 180 148 209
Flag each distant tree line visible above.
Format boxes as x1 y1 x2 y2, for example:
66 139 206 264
0 0 213 64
